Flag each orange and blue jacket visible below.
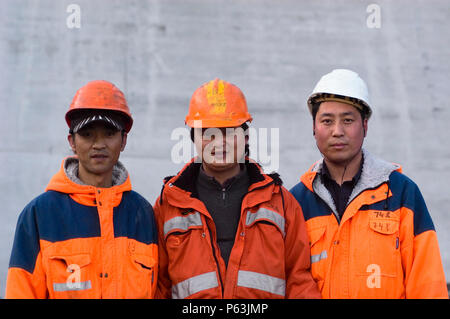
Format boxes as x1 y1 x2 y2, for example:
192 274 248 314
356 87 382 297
6 157 158 299
154 158 321 299
290 149 448 299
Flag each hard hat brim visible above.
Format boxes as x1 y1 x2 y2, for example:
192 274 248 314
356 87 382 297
185 117 252 128
66 108 133 133
307 93 372 119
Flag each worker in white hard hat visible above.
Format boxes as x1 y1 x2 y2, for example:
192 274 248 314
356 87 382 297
289 69 448 298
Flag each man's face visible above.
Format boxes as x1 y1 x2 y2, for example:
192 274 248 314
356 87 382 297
314 101 367 165
68 122 127 178
194 126 247 172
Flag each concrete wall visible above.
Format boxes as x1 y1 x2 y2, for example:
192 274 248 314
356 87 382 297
1 0 449 297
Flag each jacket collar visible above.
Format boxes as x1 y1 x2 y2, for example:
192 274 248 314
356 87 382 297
63 156 129 187
197 164 248 191
45 156 132 206
301 149 402 215
162 157 282 210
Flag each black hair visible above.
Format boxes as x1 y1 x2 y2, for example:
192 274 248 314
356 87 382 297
70 127 126 139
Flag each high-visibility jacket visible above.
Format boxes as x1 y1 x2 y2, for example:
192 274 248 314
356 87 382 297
290 149 448 299
154 158 321 299
6 157 158 299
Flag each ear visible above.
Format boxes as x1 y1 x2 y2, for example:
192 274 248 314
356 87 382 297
120 132 128 152
363 118 368 137
68 134 76 154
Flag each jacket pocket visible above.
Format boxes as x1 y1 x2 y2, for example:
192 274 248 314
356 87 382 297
164 212 204 247
367 210 400 278
125 253 156 298
240 208 287 285
245 208 285 238
308 226 327 284
48 254 93 298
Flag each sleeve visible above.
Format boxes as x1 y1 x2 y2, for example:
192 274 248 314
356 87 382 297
282 188 322 299
6 203 48 299
399 182 448 299
153 196 172 299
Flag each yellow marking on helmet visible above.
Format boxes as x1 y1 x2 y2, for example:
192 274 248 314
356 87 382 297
206 79 227 114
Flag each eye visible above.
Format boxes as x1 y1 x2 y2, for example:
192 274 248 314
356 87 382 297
321 118 332 125
106 130 116 137
343 118 354 124
78 130 92 138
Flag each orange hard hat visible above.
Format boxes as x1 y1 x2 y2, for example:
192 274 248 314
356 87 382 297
65 80 133 132
185 78 252 128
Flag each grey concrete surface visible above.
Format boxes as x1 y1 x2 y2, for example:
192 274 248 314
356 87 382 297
1 0 449 297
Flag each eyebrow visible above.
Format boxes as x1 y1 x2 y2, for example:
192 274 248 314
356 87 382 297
319 111 356 117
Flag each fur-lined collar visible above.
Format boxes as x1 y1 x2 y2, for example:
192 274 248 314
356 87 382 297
310 149 401 216
64 156 129 186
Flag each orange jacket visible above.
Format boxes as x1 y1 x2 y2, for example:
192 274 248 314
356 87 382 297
290 150 448 299
154 158 321 299
6 157 158 299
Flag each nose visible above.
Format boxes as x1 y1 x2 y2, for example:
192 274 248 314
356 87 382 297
331 122 345 137
207 129 226 147
92 134 106 149
211 134 226 150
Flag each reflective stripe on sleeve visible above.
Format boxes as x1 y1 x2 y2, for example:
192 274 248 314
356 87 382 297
245 208 285 237
237 270 286 296
53 280 92 292
311 250 327 264
171 271 219 299
164 212 202 237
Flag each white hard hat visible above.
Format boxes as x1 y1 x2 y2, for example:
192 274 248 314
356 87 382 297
307 69 372 119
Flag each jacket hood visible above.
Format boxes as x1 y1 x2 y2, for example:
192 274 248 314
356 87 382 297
45 156 132 195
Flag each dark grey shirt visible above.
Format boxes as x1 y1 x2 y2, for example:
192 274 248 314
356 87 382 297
196 165 249 267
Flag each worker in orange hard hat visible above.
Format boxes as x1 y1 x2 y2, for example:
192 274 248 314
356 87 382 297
154 78 321 299
6 80 158 299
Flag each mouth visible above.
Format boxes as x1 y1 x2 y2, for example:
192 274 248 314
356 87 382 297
330 143 347 150
90 154 109 160
206 150 231 163
211 153 227 162
210 147 227 155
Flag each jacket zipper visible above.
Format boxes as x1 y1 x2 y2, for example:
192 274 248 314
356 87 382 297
222 188 226 203
205 221 225 296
